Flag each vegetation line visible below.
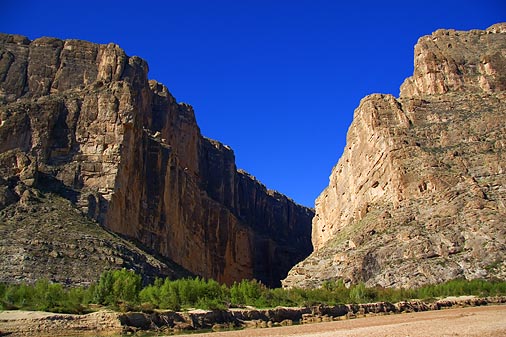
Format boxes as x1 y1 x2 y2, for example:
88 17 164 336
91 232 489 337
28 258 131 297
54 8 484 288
1 269 506 314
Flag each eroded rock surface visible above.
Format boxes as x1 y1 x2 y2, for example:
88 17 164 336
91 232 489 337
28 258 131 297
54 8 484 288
0 34 313 287
283 23 506 289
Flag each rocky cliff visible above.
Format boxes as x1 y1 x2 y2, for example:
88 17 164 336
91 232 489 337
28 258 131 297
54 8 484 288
283 23 506 289
0 34 313 287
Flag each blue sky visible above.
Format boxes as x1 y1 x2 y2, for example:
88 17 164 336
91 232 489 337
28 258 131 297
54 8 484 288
1 1 504 207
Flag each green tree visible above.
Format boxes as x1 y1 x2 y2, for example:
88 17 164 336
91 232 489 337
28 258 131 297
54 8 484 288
93 269 141 307
159 278 181 310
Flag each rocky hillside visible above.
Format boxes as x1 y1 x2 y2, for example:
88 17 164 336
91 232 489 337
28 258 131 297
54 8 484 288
0 34 313 287
283 23 506 289
0 188 191 286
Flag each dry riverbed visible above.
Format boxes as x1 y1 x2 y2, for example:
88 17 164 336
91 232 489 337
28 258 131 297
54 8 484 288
184 305 506 337
1 297 505 336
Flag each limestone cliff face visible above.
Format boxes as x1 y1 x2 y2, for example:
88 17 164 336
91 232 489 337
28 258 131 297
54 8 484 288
284 23 506 289
0 34 313 287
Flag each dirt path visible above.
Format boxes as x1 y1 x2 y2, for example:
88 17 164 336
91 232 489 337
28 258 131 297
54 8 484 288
184 305 506 337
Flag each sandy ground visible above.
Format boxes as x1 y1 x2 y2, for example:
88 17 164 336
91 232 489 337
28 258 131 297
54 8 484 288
0 310 65 320
183 305 506 337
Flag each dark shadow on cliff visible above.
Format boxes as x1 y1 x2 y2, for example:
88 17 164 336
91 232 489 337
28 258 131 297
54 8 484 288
36 172 80 203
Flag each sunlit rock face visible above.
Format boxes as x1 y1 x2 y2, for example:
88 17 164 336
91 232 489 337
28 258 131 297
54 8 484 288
0 33 313 287
283 23 506 289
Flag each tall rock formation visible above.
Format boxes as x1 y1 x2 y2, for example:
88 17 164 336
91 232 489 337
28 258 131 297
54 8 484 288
0 34 313 287
283 23 506 289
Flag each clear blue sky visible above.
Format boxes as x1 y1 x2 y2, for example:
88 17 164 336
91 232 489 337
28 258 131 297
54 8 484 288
1 1 504 207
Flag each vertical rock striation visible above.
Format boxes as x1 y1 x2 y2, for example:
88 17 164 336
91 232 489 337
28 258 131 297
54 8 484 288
284 23 506 289
0 33 313 287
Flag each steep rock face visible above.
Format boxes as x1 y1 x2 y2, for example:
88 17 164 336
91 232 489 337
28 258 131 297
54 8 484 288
0 34 313 287
284 23 506 289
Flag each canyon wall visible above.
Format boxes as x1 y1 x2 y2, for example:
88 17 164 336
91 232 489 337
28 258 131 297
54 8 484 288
0 34 313 287
283 23 506 289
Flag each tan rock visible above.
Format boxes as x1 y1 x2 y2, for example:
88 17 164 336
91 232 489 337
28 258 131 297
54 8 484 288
284 23 506 289
0 33 313 287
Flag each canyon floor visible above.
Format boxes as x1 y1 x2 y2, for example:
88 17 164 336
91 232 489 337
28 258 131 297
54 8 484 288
185 305 506 337
1 304 505 336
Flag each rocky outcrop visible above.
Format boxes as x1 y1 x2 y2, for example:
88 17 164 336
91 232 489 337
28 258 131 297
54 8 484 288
0 34 313 287
0 310 123 337
283 23 506 288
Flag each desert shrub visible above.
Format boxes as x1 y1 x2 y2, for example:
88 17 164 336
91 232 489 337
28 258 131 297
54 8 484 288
349 282 374 303
3 271 506 314
32 279 65 311
61 286 92 314
139 278 163 308
0 279 89 313
159 278 181 310
230 279 270 307
139 276 230 310
197 278 228 309
376 286 415 303
196 296 227 310
93 268 141 308
412 278 506 300
2 284 32 309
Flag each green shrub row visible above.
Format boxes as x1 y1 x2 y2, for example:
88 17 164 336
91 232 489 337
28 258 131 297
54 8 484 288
1 269 506 314
0 279 92 314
